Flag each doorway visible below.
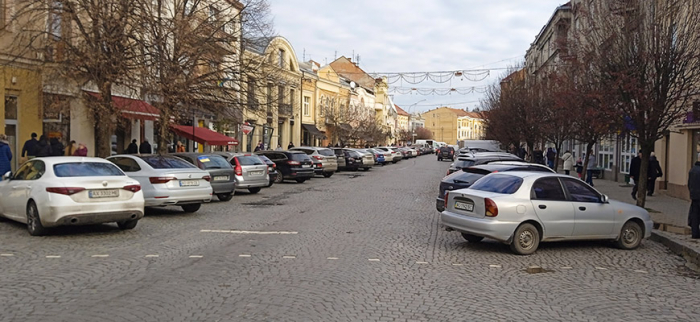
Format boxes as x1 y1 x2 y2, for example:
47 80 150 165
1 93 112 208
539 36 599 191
4 95 19 172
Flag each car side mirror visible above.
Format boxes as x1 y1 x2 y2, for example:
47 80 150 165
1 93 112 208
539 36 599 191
2 171 12 181
600 194 609 204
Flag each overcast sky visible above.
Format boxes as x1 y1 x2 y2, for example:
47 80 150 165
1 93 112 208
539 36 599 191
268 0 567 113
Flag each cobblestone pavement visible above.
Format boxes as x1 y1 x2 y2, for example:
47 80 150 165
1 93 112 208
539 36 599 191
1 156 699 321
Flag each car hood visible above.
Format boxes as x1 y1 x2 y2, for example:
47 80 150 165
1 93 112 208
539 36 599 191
608 200 650 218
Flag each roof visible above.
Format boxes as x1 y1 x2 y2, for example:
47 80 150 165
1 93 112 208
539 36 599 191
395 105 410 116
329 56 376 90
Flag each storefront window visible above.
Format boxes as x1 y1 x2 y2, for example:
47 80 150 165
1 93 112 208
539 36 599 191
620 135 639 174
598 137 615 170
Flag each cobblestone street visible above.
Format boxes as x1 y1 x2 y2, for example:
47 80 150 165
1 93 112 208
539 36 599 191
1 156 699 322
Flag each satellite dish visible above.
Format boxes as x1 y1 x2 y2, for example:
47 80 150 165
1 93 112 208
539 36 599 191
350 81 356 89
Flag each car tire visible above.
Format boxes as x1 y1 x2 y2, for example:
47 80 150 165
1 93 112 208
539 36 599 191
616 220 643 250
117 219 138 230
267 180 274 187
181 203 201 213
510 223 540 255
274 172 284 183
392 161 397 164
323 172 333 178
296 178 306 183
461 233 484 243
217 193 233 201
248 187 261 194
26 201 47 236
363 167 370 171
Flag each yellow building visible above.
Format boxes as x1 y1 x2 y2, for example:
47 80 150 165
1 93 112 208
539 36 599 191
422 107 473 145
457 112 486 141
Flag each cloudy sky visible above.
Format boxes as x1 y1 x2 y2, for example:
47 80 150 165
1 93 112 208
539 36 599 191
268 0 567 113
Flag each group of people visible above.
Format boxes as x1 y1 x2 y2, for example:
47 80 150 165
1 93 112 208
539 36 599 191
254 141 296 152
629 151 663 200
0 133 88 181
125 139 154 154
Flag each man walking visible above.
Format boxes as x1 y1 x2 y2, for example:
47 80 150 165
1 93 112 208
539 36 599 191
139 139 152 154
688 156 700 239
585 153 597 186
0 134 12 179
647 152 663 196
127 139 139 154
21 132 39 160
546 147 556 169
630 151 642 200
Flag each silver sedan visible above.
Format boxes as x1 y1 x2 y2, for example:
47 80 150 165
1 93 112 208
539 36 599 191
441 172 653 255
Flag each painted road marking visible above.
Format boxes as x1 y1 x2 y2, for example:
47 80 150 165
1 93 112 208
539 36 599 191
145 255 159 258
368 258 380 262
46 255 61 259
452 263 464 266
489 264 502 268
189 255 203 258
416 261 428 265
634 270 648 273
0 254 14 257
327 257 339 260
239 254 251 258
201 230 298 235
560 266 573 269
595 267 608 270
283 255 296 259
91 255 109 258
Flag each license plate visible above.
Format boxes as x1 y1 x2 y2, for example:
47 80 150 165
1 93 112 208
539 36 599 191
179 180 200 187
454 201 474 212
89 189 119 198
302 164 311 168
250 171 264 176
214 175 230 181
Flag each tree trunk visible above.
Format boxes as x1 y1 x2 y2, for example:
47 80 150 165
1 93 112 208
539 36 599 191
94 81 116 158
156 105 172 154
554 140 562 172
581 141 595 182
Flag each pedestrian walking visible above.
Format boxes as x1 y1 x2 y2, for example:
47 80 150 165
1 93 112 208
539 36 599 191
35 135 52 157
139 139 152 154
73 143 88 156
65 140 77 156
21 132 39 161
287 142 295 149
546 147 556 169
647 152 663 196
0 134 13 179
49 137 64 156
254 141 263 152
586 153 597 186
688 156 700 239
533 148 544 165
575 158 583 178
176 141 186 153
630 151 642 200
561 150 574 175
275 144 283 151
127 139 138 154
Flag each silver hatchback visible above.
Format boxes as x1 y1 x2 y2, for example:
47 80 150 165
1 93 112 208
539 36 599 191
290 147 338 177
216 153 269 194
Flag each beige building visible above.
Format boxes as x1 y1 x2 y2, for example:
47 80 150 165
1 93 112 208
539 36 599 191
422 107 473 145
457 113 486 141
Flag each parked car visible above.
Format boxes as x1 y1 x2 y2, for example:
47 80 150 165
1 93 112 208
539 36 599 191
436 162 554 212
402 147 418 158
331 148 347 170
172 153 236 201
107 155 212 213
375 147 403 163
290 147 338 178
215 152 269 194
256 155 278 187
447 152 523 175
0 157 145 236
366 148 387 165
437 146 455 161
351 149 375 170
256 151 314 183
441 172 653 255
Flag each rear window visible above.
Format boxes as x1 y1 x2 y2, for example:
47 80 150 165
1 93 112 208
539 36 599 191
139 156 196 169
454 160 475 168
346 151 362 158
54 162 125 177
290 153 310 161
198 155 231 169
318 148 334 156
469 174 523 194
236 156 264 165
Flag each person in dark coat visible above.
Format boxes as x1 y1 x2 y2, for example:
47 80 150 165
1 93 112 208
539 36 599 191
647 152 663 196
629 151 642 200
139 139 152 154
21 132 39 160
35 135 52 157
533 148 544 165
49 138 64 156
287 142 294 149
0 134 12 179
127 139 139 154
687 157 700 239
253 141 263 152
546 147 556 169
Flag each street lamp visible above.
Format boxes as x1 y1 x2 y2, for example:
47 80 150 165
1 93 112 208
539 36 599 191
407 99 427 114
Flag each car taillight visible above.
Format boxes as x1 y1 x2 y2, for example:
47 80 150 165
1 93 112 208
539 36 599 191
202 175 211 182
123 185 141 193
485 198 498 217
234 158 243 175
447 169 450 176
317 163 323 168
46 187 85 195
287 161 301 165
312 155 323 160
149 176 176 184
444 191 449 209
391 151 396 154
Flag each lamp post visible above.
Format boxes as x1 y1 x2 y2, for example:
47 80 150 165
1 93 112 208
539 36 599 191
407 99 427 114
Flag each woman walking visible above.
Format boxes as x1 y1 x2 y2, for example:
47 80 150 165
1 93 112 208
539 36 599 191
561 150 574 176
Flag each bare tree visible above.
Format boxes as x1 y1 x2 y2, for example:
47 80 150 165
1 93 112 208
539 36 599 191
415 127 433 140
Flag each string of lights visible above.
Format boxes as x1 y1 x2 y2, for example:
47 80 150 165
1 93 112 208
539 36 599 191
389 86 489 95
369 69 492 84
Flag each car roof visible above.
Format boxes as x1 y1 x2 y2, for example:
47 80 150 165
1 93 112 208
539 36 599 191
468 163 554 173
485 171 570 179
31 156 112 165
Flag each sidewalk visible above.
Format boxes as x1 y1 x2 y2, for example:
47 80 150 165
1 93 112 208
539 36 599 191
591 177 700 270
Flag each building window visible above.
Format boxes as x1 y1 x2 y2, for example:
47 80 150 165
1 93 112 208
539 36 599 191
598 137 615 170
278 49 285 68
247 77 256 107
289 88 295 108
619 135 639 174
303 96 310 116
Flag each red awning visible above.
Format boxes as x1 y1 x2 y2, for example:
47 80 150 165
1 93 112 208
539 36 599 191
86 92 160 121
171 124 239 146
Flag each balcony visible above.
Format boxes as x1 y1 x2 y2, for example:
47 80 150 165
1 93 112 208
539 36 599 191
279 103 292 117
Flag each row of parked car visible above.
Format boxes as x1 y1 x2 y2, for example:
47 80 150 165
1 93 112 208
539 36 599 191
436 149 653 255
0 145 429 236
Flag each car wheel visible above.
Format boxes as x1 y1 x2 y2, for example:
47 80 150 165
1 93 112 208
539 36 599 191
616 220 643 250
461 233 484 243
392 161 397 164
217 193 233 201
323 172 333 178
117 219 138 230
296 178 307 183
248 187 261 194
363 167 370 171
274 172 284 183
26 201 47 236
267 180 274 187
510 223 540 255
181 203 201 213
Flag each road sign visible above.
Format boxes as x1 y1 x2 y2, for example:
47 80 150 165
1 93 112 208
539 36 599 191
241 124 254 136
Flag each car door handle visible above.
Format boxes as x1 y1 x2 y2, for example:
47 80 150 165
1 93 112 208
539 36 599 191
579 207 587 211
538 205 547 209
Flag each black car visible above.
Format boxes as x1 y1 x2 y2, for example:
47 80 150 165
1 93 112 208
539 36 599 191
436 162 554 212
171 153 236 201
339 149 364 171
437 146 455 161
257 154 278 187
255 151 314 183
446 152 523 175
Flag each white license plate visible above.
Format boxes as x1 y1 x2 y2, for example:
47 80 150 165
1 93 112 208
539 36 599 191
89 189 119 198
302 164 311 168
179 180 200 187
454 201 474 212
250 171 264 176
214 175 230 181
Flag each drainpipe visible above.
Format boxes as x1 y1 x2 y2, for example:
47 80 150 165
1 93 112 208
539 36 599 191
663 132 670 190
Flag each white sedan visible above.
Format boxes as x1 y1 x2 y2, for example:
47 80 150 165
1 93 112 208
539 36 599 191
0 157 145 236
441 172 653 255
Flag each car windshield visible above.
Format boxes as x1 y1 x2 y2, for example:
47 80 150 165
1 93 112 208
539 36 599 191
469 174 523 194
318 149 334 156
54 162 125 177
139 156 196 169
290 153 310 161
237 156 264 165
197 155 231 169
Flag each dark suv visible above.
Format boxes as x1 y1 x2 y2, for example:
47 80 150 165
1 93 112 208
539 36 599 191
446 152 523 175
255 151 314 183
171 153 237 201
437 146 455 161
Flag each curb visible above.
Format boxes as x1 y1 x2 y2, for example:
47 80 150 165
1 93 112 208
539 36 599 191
650 230 700 271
